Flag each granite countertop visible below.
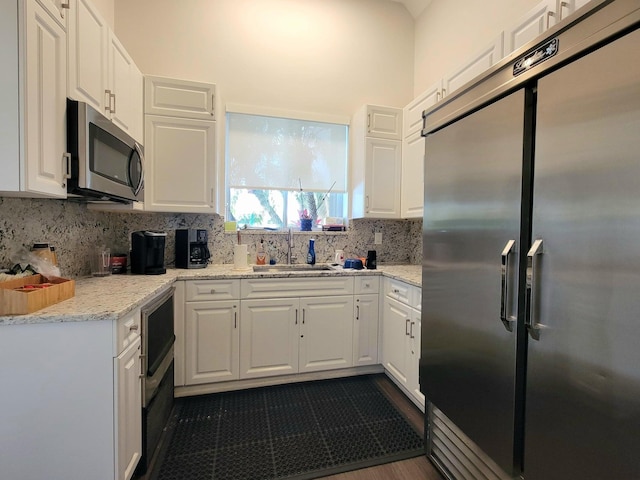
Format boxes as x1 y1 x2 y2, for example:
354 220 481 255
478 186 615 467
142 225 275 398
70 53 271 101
0 264 421 326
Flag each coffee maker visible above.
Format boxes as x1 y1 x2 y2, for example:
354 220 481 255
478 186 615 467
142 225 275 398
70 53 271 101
175 229 210 269
130 231 167 275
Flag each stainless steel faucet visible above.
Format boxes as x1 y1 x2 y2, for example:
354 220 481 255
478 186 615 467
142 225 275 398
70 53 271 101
287 228 297 264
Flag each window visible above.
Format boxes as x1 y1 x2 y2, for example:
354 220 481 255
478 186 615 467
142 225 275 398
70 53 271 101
225 110 348 229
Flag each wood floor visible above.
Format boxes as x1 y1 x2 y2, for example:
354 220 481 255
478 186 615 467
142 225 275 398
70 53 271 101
315 376 445 480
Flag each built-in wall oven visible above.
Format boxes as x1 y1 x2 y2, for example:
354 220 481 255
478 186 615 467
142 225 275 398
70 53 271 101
137 287 175 475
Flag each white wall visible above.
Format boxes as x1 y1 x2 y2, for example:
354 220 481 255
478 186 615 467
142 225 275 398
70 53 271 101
114 0 415 117
91 0 114 28
413 0 541 96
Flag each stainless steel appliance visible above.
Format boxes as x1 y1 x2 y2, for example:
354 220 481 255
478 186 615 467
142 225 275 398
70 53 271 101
420 1 640 479
131 231 167 275
175 228 210 269
137 287 175 475
67 99 144 203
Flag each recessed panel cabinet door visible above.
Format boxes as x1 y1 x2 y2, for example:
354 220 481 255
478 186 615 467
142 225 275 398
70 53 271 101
144 115 216 213
185 301 239 384
24 0 67 198
364 138 401 218
299 296 354 373
240 299 299 379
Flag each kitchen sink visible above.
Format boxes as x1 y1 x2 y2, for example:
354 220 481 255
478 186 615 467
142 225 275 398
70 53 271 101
252 264 334 272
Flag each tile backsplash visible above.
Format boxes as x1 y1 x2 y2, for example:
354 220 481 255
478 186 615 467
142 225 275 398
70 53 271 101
0 197 422 278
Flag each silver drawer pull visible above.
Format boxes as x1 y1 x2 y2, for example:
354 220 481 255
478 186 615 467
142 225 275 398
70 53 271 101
210 289 216 294
129 324 139 331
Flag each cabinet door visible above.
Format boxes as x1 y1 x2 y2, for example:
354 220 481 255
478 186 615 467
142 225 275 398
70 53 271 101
442 34 504 98
67 0 109 113
353 294 379 366
401 131 425 218
366 105 402 140
24 0 68 198
403 81 441 137
382 296 411 387
407 309 425 409
240 298 299 379
505 0 557 54
185 301 239 384
364 137 401 218
144 115 216 213
144 75 216 120
108 31 139 141
299 296 354 373
556 0 592 22
115 336 142 480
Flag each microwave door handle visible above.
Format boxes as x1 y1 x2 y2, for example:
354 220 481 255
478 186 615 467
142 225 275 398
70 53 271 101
130 143 144 196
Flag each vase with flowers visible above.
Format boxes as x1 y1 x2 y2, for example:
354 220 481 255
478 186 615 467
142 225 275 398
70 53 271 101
299 209 313 231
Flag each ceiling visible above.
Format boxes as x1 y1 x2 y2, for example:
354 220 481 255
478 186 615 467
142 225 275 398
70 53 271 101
388 0 433 18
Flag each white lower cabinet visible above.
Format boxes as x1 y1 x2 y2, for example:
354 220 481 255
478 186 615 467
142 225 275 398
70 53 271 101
240 295 354 379
353 276 380 366
115 336 142 480
0 308 143 480
180 279 241 385
382 278 424 409
240 298 299 378
185 300 239 384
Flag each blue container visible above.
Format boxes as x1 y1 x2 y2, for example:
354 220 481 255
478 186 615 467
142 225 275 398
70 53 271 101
300 218 312 231
307 239 316 265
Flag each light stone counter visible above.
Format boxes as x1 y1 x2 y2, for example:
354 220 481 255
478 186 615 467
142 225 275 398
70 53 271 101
0 264 421 326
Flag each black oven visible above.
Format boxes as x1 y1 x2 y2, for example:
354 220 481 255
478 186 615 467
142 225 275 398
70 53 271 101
137 287 175 475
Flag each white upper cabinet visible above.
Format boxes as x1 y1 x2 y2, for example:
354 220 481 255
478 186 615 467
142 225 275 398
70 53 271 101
505 0 558 55
145 75 216 120
403 81 441 138
351 104 403 219
67 0 143 143
401 131 425 219
0 0 68 199
366 105 403 140
144 115 216 213
108 31 144 143
556 0 593 22
442 33 504 97
67 0 109 113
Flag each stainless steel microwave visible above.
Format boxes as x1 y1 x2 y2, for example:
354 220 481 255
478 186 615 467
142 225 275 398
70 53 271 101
66 99 144 203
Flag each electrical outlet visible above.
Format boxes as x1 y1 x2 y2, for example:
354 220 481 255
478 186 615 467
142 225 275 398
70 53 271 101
374 232 382 244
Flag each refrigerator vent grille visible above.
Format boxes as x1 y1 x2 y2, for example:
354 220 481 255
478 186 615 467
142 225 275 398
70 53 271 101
428 406 513 480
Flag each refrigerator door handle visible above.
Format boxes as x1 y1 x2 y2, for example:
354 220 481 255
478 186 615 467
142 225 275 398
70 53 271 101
500 239 517 331
526 239 544 337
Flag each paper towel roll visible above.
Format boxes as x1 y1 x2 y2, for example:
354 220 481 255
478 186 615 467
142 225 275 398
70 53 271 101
234 244 249 270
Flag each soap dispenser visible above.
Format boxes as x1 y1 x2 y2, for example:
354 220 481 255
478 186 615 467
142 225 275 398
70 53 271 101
256 239 267 265
307 238 316 265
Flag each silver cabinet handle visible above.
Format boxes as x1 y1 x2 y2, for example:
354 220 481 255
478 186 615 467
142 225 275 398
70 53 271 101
105 90 112 113
405 318 410 336
211 94 215 116
436 91 441 101
295 309 298 325
356 305 360 320
110 92 116 114
210 289 216 294
234 311 237 329
129 324 139 331
500 239 516 331
558 1 569 21
410 321 415 339
526 239 544 336
302 309 305 324
546 10 555 29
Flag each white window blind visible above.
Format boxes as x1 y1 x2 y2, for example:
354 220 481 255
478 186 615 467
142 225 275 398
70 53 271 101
226 112 348 193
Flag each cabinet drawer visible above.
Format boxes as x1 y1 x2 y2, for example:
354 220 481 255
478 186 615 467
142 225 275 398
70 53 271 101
115 307 141 355
355 276 380 294
241 277 354 299
384 278 412 305
186 279 240 302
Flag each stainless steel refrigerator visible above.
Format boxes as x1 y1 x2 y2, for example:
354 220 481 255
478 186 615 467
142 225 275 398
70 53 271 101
420 1 640 479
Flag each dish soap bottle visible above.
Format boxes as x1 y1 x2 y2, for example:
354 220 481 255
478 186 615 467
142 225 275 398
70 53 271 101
256 239 267 265
307 238 316 265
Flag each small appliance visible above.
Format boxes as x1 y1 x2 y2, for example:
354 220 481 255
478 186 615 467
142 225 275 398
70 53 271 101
130 231 166 275
67 99 144 203
175 229 210 269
